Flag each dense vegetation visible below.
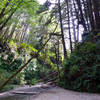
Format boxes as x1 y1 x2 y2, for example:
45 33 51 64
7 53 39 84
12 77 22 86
59 38 100 92
0 0 100 93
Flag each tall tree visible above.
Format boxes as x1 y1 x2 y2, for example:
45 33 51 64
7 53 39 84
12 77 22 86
58 0 67 59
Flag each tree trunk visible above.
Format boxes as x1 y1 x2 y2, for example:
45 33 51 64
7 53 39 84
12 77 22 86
73 0 80 42
87 0 95 31
66 0 73 52
0 57 34 91
70 0 77 43
54 43 61 80
8 24 17 41
0 0 11 19
0 26 9 39
0 9 16 31
21 24 28 42
75 0 87 31
0 36 51 90
81 0 90 31
92 0 100 32
58 0 67 59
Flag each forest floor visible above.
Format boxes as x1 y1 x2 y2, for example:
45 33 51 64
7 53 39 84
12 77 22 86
0 83 100 100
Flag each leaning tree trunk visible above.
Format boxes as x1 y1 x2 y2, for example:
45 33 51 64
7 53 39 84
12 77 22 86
0 22 58 90
0 0 12 19
0 57 34 91
0 9 16 32
0 37 51 90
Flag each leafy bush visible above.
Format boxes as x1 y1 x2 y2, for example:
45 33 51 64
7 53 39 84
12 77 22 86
59 41 100 93
0 41 23 89
0 84 15 92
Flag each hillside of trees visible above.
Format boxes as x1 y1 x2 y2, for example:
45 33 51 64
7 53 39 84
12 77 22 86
0 0 100 93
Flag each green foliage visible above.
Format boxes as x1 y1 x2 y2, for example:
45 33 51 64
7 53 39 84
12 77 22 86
36 4 48 14
19 43 38 53
20 0 39 15
97 33 100 36
0 84 14 92
0 0 61 92
9 40 17 48
59 41 100 93
0 69 10 85
0 41 24 90
69 65 80 76
32 78 38 85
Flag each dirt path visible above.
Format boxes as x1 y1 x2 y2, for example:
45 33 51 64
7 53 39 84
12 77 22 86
0 84 100 100
34 87 100 100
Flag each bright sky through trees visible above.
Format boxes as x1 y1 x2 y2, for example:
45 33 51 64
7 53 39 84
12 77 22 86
37 0 47 4
37 0 58 4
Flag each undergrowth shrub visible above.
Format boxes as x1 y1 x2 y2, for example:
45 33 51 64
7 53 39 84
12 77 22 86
59 41 100 93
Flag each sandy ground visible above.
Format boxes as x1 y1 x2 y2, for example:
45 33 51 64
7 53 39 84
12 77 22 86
34 87 100 100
